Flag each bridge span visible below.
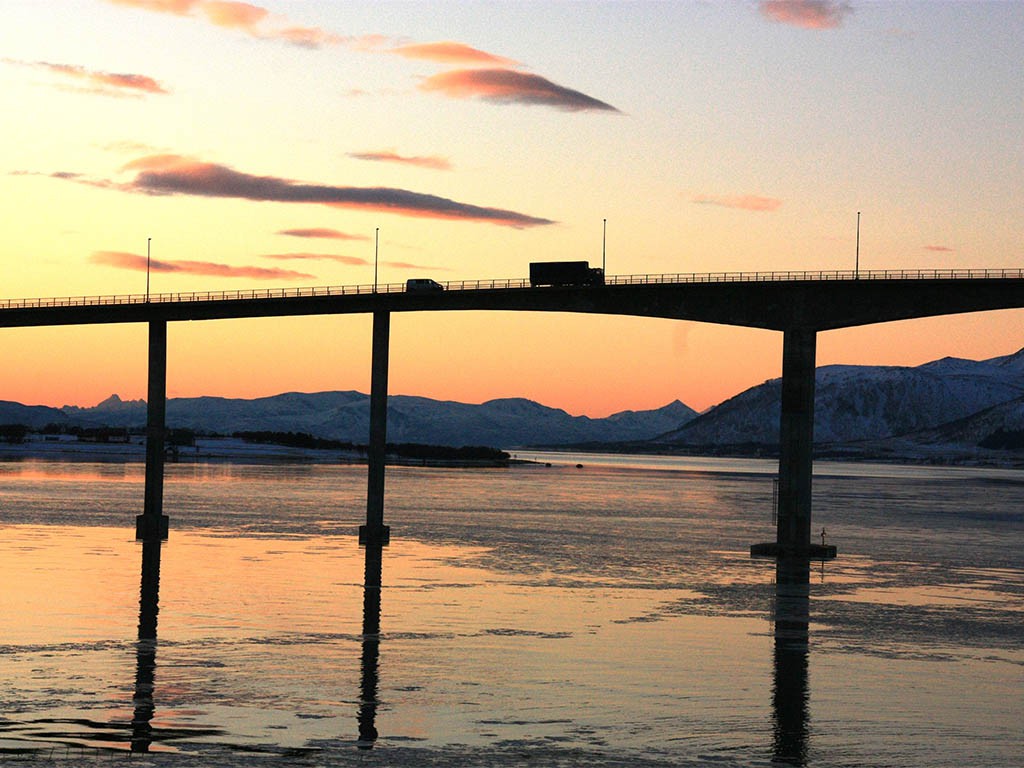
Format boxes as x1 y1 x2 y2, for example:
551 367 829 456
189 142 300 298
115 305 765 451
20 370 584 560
3 267 1023 556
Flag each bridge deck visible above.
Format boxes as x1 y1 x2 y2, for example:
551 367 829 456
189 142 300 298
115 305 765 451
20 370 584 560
2 269 1023 331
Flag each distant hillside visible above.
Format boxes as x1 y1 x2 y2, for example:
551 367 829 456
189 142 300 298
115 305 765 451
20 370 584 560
56 392 698 448
0 400 67 429
651 348 1024 460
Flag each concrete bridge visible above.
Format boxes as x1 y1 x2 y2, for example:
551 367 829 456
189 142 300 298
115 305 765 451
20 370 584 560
3 267 1023 556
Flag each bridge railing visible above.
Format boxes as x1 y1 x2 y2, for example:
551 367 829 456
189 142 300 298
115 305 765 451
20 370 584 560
2 268 1022 311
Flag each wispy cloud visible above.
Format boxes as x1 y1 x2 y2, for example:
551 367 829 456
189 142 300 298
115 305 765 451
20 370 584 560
389 41 519 67
91 250 314 279
692 194 782 212
262 252 447 272
277 228 370 241
348 150 452 171
103 0 347 48
759 1 852 30
924 245 955 253
101 154 553 227
4 58 168 96
420 68 620 113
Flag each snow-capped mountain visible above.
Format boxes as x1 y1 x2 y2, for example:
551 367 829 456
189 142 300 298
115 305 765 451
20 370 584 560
57 392 697 448
654 348 1024 449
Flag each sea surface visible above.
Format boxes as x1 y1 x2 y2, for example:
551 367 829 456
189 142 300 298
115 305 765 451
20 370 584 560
0 452 1021 767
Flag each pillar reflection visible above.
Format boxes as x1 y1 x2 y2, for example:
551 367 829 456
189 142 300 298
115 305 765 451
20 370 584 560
771 556 811 766
357 542 383 749
132 538 162 753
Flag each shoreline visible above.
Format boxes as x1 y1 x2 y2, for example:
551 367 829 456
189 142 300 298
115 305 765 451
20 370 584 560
0 437 523 468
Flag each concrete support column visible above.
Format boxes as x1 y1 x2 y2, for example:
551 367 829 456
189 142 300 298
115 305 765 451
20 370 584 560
137 320 169 541
776 327 816 555
360 311 391 545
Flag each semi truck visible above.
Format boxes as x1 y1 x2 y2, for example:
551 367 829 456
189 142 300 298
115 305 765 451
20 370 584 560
529 261 605 287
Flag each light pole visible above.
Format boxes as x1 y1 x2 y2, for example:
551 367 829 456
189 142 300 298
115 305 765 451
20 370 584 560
855 212 861 279
146 237 152 301
602 218 607 276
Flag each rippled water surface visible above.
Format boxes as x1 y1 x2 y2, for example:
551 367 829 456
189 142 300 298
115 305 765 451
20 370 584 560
0 454 1021 767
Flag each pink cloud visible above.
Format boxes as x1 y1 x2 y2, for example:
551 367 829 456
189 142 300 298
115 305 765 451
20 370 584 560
420 68 619 112
390 41 519 67
924 245 955 253
4 58 168 96
692 194 782 212
91 250 314 279
760 1 852 30
348 150 452 171
277 228 370 241
109 154 553 227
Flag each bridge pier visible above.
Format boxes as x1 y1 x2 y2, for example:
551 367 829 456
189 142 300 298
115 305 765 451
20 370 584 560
137 320 169 541
360 311 391 545
752 327 835 559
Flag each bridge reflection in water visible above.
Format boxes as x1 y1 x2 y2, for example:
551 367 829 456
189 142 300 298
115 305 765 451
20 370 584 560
131 539 161 753
126 537 817 760
357 542 384 749
772 557 812 767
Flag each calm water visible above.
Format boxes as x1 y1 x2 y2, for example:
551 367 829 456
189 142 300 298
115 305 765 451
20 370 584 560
0 453 1021 766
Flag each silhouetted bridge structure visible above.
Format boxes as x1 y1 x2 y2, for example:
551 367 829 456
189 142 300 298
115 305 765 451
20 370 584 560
3 267 1023 556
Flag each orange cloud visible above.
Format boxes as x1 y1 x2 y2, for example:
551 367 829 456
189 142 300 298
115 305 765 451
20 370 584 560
103 0 344 47
261 252 368 266
924 245 955 252
390 41 519 67
4 58 168 96
692 194 782 212
200 1 267 31
760 1 852 30
348 150 452 171
91 250 314 279
420 68 620 112
105 0 198 14
112 154 553 227
260 252 446 272
277 228 370 241
381 260 449 272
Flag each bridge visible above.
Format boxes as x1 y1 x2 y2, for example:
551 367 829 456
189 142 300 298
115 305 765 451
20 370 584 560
3 267 1023 556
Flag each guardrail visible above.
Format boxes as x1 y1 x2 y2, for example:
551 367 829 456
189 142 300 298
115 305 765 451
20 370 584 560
1 268 1022 311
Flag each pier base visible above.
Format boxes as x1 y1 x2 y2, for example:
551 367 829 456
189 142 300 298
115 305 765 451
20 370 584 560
135 513 169 542
358 525 391 546
750 542 836 560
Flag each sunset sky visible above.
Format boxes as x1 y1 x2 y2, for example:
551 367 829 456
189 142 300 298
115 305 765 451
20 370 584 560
2 1 1022 417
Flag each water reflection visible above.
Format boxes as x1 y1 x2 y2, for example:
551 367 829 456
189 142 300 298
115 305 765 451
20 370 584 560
132 539 162 753
771 557 811 766
357 542 383 749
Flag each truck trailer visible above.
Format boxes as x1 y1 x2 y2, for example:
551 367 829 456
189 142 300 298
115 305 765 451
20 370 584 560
529 261 605 287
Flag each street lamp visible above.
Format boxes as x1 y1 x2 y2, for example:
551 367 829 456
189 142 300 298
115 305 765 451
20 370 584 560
373 228 379 292
146 237 152 301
